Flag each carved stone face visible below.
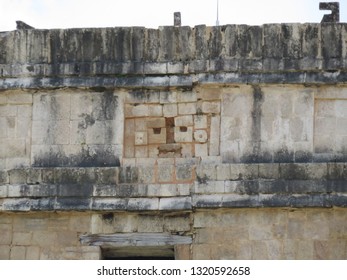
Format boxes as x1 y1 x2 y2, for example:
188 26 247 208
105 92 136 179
124 91 221 158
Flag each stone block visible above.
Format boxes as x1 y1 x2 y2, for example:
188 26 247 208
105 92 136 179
135 131 148 145
138 165 155 184
127 198 159 211
0 171 9 184
195 143 208 157
181 144 193 157
7 92 32 104
202 101 221 114
26 246 40 260
176 164 193 181
148 127 166 144
148 105 163 116
258 164 280 179
12 232 32 246
0 230 11 245
175 244 191 260
0 245 10 260
175 115 193 127
230 164 258 180
0 105 17 117
137 215 163 232
178 103 196 115
177 92 197 102
147 117 165 128
10 246 26 260
159 197 192 210
158 164 174 183
196 164 217 182
163 103 178 117
174 127 193 143
209 116 220 156
9 169 27 184
119 166 138 184
194 130 208 143
135 146 148 158
194 115 207 129
216 164 231 180
135 118 147 131
148 145 159 158
160 91 177 104
131 104 148 117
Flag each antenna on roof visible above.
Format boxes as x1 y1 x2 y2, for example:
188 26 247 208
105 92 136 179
216 0 220 26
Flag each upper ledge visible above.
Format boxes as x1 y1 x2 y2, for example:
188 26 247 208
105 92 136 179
1 23 347 88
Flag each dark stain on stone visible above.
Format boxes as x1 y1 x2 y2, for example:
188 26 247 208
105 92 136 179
96 91 117 121
78 113 95 129
250 85 264 162
32 145 120 167
26 65 34 72
102 213 114 225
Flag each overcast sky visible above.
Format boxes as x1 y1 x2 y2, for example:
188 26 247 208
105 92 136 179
1 0 346 31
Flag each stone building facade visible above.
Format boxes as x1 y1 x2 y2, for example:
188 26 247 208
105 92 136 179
1 23 347 259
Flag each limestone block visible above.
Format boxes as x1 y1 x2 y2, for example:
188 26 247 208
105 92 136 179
10 246 26 260
175 115 193 127
148 104 163 117
16 117 31 138
135 118 147 131
12 232 32 246
230 164 258 180
0 171 9 184
9 169 27 184
174 127 193 143
181 144 193 157
148 127 166 144
160 91 177 104
194 115 207 129
147 117 165 128
137 215 163 232
17 105 32 118
159 197 192 210
202 101 221 114
127 198 159 211
0 93 7 104
158 164 174 183
148 145 159 158
0 229 11 245
26 246 40 260
7 92 32 104
196 164 217 181
0 105 17 117
195 143 208 157
194 130 208 143
178 103 196 115
132 104 148 117
177 91 197 102
32 93 71 121
216 164 231 180
163 103 178 117
70 93 94 120
138 166 155 183
135 146 148 158
176 164 193 181
209 116 220 156
0 245 10 260
135 131 148 145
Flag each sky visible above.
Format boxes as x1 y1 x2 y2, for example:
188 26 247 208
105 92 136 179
1 0 346 31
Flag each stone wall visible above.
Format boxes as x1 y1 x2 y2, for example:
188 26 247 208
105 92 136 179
1 23 347 259
1 209 346 260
